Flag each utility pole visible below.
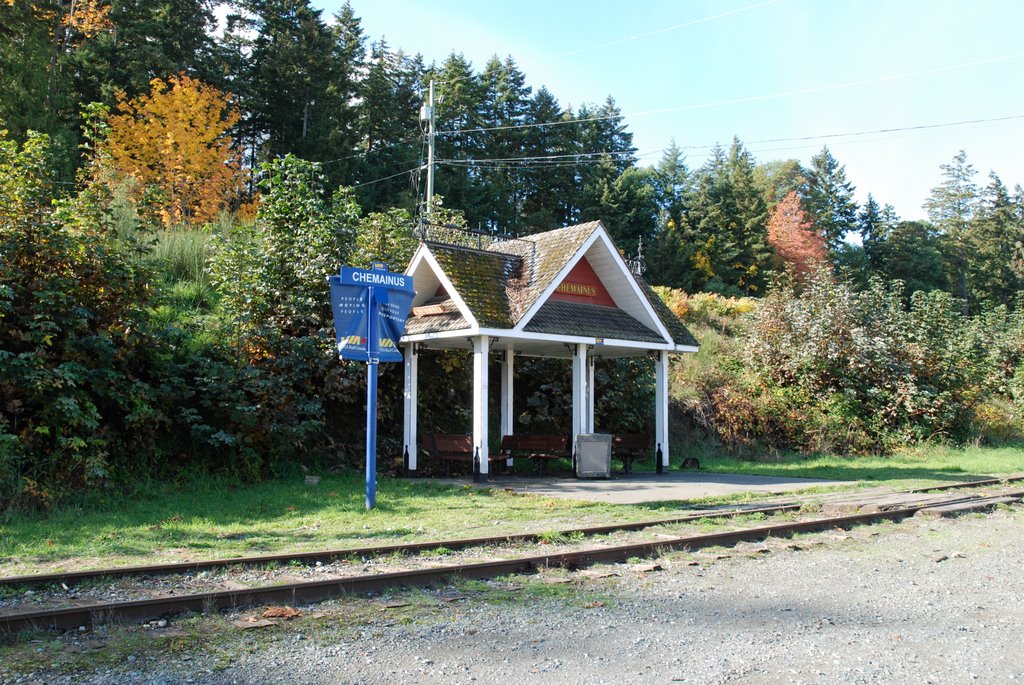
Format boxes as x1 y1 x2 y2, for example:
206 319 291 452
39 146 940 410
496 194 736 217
420 79 436 219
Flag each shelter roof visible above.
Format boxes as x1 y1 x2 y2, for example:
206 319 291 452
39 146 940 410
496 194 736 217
524 301 664 343
403 221 698 353
427 244 519 329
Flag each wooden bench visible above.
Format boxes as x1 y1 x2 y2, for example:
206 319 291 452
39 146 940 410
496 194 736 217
499 434 571 475
612 433 651 474
421 433 505 477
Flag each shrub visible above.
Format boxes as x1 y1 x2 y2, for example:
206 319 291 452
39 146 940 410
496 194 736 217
746 269 1023 450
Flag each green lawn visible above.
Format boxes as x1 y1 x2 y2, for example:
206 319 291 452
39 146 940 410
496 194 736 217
1 444 1021 577
0 475 651 576
695 443 1024 484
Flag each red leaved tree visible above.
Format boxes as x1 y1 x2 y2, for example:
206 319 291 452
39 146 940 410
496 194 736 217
767 191 827 280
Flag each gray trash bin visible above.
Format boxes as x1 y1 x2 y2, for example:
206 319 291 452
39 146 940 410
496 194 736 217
575 433 612 479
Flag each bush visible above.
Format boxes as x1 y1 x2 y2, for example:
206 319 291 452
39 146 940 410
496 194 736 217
662 272 1024 458
745 270 1023 450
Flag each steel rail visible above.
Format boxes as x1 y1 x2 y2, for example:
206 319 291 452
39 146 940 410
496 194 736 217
2 475 1021 591
3 489 1021 634
0 503 803 590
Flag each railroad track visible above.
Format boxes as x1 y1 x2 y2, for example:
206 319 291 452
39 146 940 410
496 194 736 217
2 477 1022 634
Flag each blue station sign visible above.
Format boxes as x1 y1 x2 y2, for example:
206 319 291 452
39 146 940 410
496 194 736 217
328 265 415 363
327 262 416 510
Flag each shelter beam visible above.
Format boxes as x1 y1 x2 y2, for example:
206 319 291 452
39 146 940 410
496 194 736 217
473 335 490 479
572 343 589 440
587 352 596 433
403 343 418 474
655 349 670 471
501 347 514 466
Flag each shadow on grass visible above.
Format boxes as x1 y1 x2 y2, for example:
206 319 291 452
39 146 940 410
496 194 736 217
0 474 511 562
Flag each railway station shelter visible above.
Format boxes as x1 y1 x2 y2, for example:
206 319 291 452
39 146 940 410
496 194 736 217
400 221 699 477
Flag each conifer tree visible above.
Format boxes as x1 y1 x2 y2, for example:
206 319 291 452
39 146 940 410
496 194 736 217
521 86 574 230
726 137 769 293
684 145 743 293
477 55 531 232
925 149 978 309
967 171 1023 307
228 0 346 172
355 41 424 210
431 53 486 220
647 142 692 289
858 193 885 269
802 146 858 256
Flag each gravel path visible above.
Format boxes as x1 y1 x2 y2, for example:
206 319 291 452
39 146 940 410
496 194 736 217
5 507 1023 685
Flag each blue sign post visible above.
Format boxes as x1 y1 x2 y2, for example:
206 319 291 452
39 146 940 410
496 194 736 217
328 263 415 509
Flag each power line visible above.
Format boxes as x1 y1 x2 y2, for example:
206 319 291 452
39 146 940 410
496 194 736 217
634 52 1024 118
319 134 424 167
352 165 424 188
556 0 783 58
435 52 1024 138
436 149 637 165
680 113 1024 151
433 113 1023 169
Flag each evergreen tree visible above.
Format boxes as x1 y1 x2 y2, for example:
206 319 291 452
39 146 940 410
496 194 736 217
858 193 885 270
575 97 635 224
967 171 1023 307
646 142 691 288
431 53 486 221
0 2 63 141
925 149 978 308
354 41 424 210
71 0 223 107
520 86 574 230
1014 184 1024 283
802 146 858 256
477 55 531 232
725 137 769 293
592 165 658 259
322 2 366 185
682 145 743 293
228 0 347 174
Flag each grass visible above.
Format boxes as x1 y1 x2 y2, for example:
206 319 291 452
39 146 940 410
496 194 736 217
692 443 1024 485
0 473 649 576
1 445 1020 577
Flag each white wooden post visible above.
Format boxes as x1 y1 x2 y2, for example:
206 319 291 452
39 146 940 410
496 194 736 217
501 347 514 467
586 353 596 433
473 335 490 477
403 342 418 473
572 343 588 440
655 349 670 471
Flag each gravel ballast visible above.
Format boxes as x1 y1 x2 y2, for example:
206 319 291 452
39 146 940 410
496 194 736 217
4 507 1023 684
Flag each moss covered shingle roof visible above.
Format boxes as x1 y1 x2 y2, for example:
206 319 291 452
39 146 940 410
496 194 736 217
408 222 697 350
525 301 665 343
427 244 519 329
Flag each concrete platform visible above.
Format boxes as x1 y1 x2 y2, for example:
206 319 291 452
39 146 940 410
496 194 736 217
455 471 851 505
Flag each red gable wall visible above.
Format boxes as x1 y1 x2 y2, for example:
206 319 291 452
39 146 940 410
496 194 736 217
550 257 616 307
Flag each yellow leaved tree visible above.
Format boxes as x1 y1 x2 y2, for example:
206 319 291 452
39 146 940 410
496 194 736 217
104 74 243 226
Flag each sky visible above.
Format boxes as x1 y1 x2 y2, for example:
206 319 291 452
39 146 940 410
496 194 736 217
318 0 1023 221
